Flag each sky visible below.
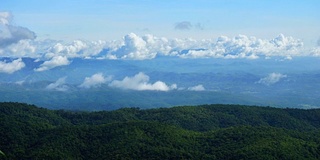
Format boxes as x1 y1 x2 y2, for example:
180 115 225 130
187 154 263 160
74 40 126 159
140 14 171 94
0 0 320 69
1 0 319 43
0 1 320 108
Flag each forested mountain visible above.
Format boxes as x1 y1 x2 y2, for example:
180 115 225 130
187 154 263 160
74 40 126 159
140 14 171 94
1 102 320 159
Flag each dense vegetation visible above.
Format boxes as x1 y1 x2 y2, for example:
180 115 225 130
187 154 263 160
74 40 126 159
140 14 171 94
1 102 320 159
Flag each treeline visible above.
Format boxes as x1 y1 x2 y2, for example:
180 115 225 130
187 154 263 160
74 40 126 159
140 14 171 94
1 102 320 159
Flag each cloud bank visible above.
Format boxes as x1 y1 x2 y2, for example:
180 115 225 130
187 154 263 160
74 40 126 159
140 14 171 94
109 72 176 91
258 73 287 85
79 73 111 89
0 58 25 74
1 12 319 72
106 33 305 60
178 34 303 59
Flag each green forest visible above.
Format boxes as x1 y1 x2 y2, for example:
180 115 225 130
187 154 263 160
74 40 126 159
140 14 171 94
1 102 320 159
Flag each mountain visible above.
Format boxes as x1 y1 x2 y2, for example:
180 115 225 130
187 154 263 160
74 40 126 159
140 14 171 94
1 57 320 110
1 102 320 159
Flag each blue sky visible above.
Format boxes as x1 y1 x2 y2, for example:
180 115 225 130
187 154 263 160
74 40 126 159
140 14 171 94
1 0 319 45
1 0 320 109
1 0 320 66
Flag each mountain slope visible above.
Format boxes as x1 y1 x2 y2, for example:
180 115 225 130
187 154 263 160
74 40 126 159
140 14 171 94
1 102 320 159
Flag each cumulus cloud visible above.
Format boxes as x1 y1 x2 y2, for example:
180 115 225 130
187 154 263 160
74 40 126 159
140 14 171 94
311 47 320 56
0 12 315 61
175 21 192 30
2 40 37 57
46 77 69 92
258 73 287 85
179 34 303 59
0 12 10 25
47 40 107 58
106 33 308 60
188 85 205 91
79 73 111 89
0 13 314 62
314 37 320 55
120 33 153 59
35 56 71 72
0 12 36 48
0 58 25 74
0 12 316 62
109 72 176 91
108 33 172 60
0 12 108 61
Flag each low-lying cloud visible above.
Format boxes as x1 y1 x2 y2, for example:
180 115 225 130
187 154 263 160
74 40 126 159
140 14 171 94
0 58 25 74
35 56 71 72
46 77 69 91
109 72 176 91
79 73 111 89
188 85 205 91
258 73 287 85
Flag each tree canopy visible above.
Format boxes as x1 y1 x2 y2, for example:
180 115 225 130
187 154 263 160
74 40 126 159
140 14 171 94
1 102 320 159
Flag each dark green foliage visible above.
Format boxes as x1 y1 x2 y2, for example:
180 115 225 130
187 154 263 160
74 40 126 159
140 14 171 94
1 102 320 159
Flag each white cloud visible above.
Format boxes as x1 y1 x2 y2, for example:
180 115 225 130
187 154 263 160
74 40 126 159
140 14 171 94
0 13 317 61
0 58 25 74
108 33 175 60
0 12 106 59
46 77 69 92
0 12 315 60
258 73 287 85
188 85 205 91
109 72 176 91
0 12 36 48
3 40 37 57
35 56 71 72
311 47 320 56
15 80 25 85
106 33 309 60
0 12 10 25
109 33 157 60
79 73 111 89
179 34 303 59
47 40 107 58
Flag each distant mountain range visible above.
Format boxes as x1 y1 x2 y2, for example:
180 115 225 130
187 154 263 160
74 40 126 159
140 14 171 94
1 57 320 110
